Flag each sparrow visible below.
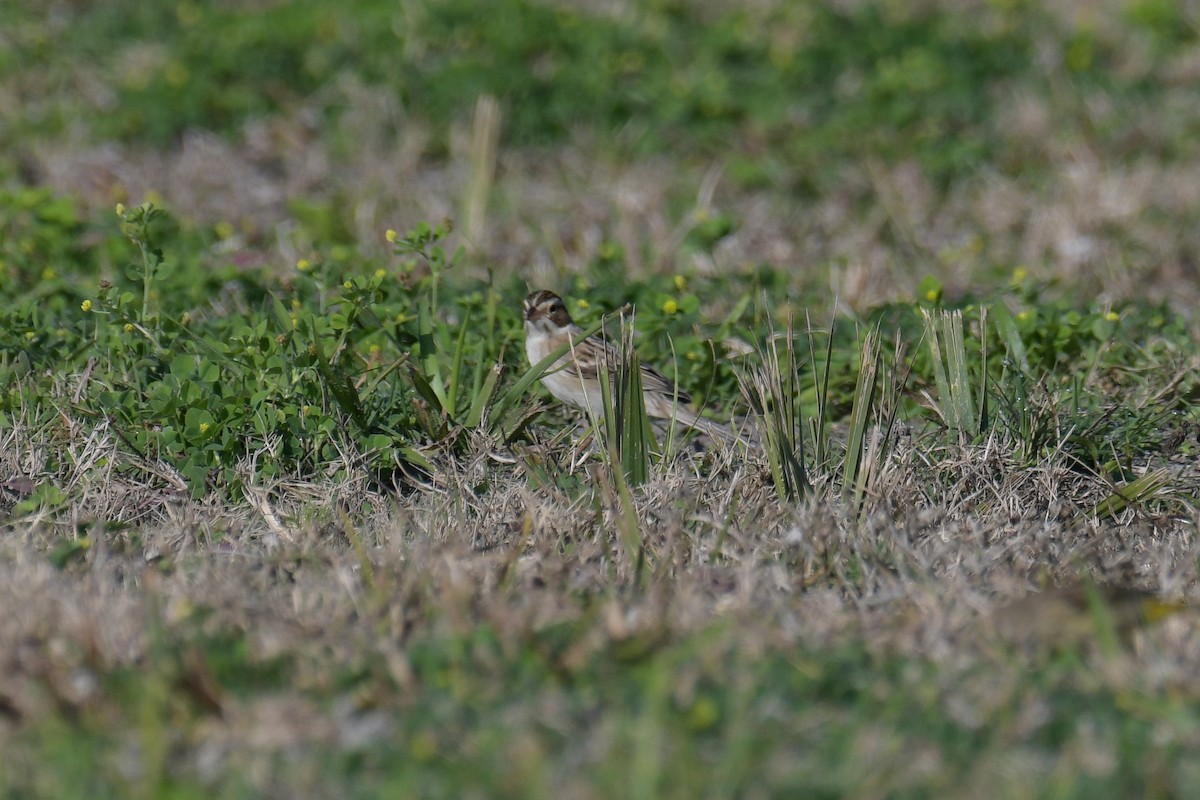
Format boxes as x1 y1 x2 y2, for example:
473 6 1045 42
522 289 737 442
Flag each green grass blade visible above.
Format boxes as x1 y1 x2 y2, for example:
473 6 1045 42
446 308 472 416
843 327 880 505
465 362 502 429
1092 468 1171 519
417 294 449 412
613 320 652 487
738 317 809 502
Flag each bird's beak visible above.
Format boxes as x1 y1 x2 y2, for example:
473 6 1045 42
524 305 539 321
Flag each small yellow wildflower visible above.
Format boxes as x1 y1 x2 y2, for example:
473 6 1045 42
674 275 687 290
576 298 589 309
144 190 163 206
296 258 311 272
180 312 191 325
115 203 126 217
925 289 938 302
385 229 398 243
42 267 56 281
81 299 92 312
291 298 302 310
662 298 679 315
25 332 35 341
1105 311 1119 322
687 696 719 731
369 343 381 355
410 730 438 762
214 220 235 239
1017 311 1030 322
164 61 189 88
124 323 134 333
199 422 210 434
374 268 387 280
342 280 353 290
176 2 201 26
1012 265 1028 282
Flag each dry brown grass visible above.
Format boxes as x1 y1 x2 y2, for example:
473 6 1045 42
3 404 1199 790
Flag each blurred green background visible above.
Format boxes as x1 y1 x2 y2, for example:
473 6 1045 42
4 0 1199 305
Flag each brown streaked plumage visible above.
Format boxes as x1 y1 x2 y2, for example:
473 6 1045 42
522 290 737 441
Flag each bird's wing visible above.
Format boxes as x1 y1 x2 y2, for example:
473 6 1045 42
564 328 692 405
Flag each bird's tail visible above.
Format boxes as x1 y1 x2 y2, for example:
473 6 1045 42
670 407 754 447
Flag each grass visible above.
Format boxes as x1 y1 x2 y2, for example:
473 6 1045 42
3 0 1200 796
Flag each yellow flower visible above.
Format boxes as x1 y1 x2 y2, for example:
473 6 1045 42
115 203 126 217
410 730 438 762
296 258 311 272
214 220 235 239
576 298 589 309
164 61 189 88
674 275 687 290
1012 265 1028 282
374 268 387 280
662 298 679 315
385 229 398 243
199 422 210 434
124 323 134 333
1017 311 1030 322
369 343 381 355
144 190 163 206
1105 311 1119 322
925 289 938 302
42 267 56 280
81 299 92 312
342 280 353 290
176 2 201 26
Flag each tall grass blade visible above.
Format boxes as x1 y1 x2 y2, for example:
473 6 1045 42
416 295 448 412
597 313 653 487
739 316 809 502
445 307 472 415
804 311 837 472
922 308 987 443
943 309 976 436
843 326 881 506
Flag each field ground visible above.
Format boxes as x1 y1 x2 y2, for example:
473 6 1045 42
3 0 1200 796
